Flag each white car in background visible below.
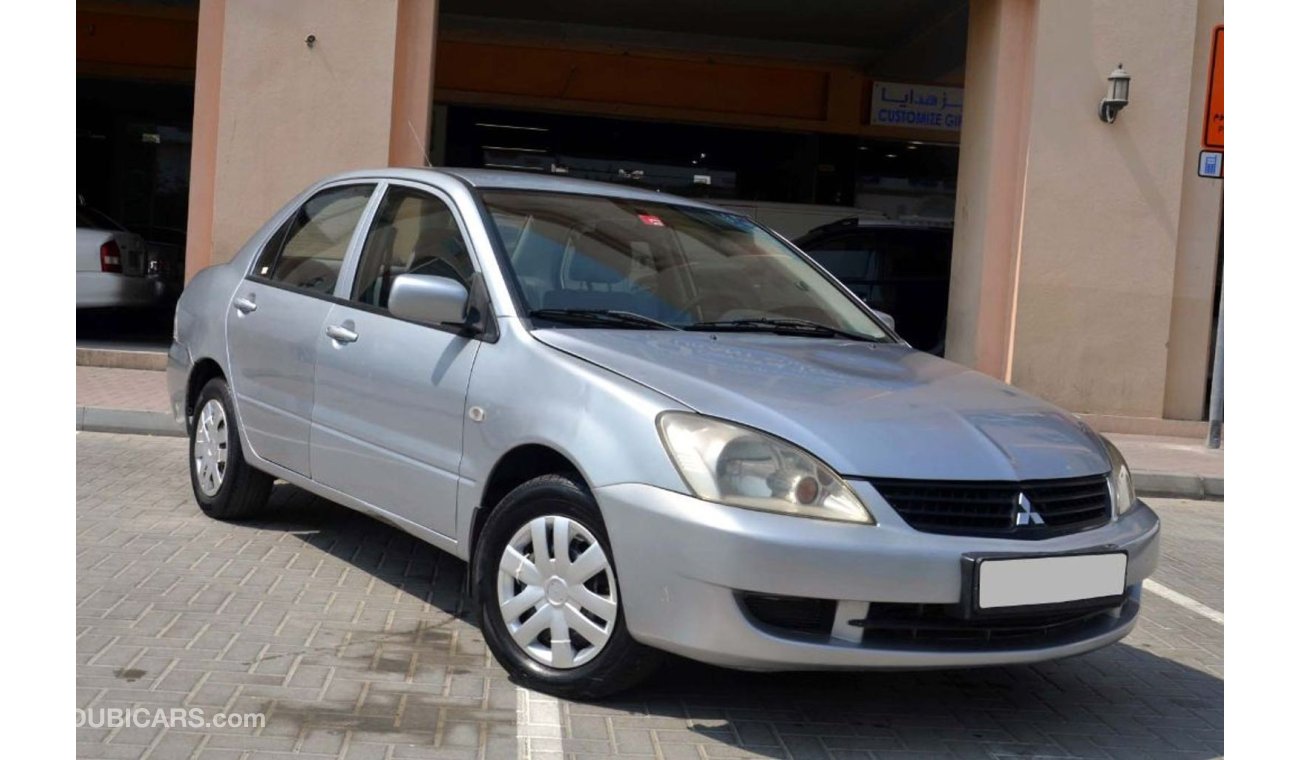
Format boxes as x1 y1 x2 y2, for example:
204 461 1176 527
76 201 164 309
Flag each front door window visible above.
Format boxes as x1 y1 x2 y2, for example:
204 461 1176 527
351 186 476 310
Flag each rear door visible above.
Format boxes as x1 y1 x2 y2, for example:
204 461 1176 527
309 181 483 540
225 183 377 476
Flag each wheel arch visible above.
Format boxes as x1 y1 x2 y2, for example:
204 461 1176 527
185 357 227 429
468 443 589 568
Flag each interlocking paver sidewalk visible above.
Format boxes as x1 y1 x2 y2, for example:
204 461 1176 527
77 433 517 760
78 366 170 412
1105 433 1223 477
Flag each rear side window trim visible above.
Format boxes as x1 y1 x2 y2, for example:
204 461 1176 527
244 181 379 300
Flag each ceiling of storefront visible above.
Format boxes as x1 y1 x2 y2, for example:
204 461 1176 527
441 0 968 81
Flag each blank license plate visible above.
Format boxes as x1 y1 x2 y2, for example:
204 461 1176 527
978 553 1127 610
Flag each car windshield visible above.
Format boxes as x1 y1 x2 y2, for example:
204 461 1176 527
479 190 891 341
77 204 124 231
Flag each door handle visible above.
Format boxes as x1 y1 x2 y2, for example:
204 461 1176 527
233 296 257 314
326 324 359 344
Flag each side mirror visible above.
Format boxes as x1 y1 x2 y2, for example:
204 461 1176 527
872 309 896 331
389 274 470 328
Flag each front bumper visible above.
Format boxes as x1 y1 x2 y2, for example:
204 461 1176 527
596 482 1159 671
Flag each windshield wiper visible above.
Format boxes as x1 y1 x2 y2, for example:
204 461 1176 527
528 309 682 331
685 317 886 342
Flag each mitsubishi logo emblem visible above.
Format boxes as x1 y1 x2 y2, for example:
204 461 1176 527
1015 492 1045 527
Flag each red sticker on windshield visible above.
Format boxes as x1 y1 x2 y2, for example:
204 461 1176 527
637 214 665 227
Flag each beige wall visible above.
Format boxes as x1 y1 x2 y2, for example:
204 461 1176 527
186 0 436 276
949 0 1223 420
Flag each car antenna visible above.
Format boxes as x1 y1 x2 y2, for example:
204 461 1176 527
407 120 433 168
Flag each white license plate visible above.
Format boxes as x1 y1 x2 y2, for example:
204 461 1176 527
978 553 1127 610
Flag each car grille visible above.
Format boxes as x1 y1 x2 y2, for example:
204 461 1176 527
859 598 1126 647
869 474 1112 538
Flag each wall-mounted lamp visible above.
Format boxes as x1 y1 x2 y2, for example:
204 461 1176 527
1098 64 1131 123
305 34 317 49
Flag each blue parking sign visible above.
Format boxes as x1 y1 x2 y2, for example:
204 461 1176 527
1198 150 1223 178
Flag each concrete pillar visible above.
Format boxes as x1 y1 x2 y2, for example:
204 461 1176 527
944 0 1038 380
949 0 1220 420
389 0 438 167
183 0 227 282
1163 0 1225 420
185 0 438 279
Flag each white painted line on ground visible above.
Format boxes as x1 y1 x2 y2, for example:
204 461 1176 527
511 582 1222 758
517 685 564 759
1143 579 1224 624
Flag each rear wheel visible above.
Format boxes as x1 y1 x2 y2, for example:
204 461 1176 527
475 474 659 698
189 377 272 520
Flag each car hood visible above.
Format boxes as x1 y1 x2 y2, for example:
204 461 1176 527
533 329 1111 481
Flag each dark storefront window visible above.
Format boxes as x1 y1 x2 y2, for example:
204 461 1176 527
77 77 195 289
443 106 860 207
441 105 958 221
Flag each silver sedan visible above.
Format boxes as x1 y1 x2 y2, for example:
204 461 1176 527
168 168 1159 698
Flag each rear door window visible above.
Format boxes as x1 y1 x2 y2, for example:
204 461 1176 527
257 184 375 295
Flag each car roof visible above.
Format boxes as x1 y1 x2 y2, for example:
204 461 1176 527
319 166 724 211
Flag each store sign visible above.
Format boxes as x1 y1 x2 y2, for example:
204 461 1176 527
1202 25 1224 150
870 82 964 131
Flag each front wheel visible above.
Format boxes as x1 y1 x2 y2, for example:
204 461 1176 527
474 474 659 699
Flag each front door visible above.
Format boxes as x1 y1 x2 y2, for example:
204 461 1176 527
309 182 484 540
225 183 376 475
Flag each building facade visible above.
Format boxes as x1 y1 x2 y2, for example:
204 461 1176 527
77 0 1224 430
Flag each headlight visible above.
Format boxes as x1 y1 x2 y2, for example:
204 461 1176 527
656 412 874 524
1102 437 1136 515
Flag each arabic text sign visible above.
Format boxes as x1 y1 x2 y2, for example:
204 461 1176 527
1202 25 1223 150
870 82 964 132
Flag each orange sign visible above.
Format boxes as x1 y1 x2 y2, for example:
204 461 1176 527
1202 25 1224 150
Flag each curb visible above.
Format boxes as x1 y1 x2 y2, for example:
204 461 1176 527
77 407 184 437
73 411 1225 500
77 347 169 371
1133 471 1223 501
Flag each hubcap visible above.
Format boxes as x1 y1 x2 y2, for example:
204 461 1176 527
193 399 229 497
496 515 618 669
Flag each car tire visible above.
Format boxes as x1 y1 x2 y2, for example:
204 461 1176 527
189 377 272 520
474 474 660 699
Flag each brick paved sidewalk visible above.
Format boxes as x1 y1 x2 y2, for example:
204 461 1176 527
78 433 517 760
78 366 171 412
1104 433 1222 478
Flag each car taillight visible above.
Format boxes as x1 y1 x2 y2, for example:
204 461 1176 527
100 240 122 273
